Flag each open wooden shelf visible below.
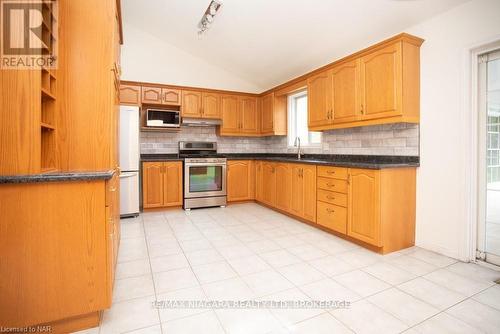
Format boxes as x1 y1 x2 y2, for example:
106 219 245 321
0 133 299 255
41 88 56 101
140 126 181 132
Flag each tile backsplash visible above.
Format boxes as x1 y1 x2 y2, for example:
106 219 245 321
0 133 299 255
140 123 419 156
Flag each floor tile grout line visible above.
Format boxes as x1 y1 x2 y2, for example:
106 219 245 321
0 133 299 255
165 210 229 334
142 214 166 334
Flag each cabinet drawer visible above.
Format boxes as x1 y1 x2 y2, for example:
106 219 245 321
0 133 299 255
317 189 347 207
317 177 348 193
317 166 348 180
317 201 347 234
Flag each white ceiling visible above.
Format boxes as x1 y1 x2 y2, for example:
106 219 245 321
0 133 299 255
122 0 469 91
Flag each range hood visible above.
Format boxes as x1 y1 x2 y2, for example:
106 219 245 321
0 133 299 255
182 117 222 127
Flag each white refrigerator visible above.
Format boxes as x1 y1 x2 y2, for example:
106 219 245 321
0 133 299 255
119 105 140 217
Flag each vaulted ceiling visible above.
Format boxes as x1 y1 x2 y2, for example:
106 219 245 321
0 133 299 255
122 0 470 91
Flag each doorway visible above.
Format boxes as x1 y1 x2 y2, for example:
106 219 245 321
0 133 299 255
477 49 500 266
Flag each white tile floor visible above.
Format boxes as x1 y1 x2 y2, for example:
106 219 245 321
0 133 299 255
76 203 500 334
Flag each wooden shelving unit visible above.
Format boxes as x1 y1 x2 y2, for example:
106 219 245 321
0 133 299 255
40 1 58 173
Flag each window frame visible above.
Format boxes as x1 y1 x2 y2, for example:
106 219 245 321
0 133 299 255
287 90 322 148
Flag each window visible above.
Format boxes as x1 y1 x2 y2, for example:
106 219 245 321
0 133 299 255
287 91 322 147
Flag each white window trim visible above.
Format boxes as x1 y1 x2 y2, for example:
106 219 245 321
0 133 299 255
287 90 322 148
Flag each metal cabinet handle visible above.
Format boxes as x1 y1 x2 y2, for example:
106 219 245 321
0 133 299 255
326 208 335 214
361 104 364 114
326 195 335 200
327 170 335 174
326 183 335 187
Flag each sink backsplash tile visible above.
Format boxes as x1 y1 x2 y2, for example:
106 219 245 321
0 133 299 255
140 123 419 156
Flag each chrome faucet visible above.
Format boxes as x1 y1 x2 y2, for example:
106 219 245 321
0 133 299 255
294 137 303 160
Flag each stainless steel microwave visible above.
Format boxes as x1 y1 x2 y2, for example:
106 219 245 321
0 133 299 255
146 108 180 128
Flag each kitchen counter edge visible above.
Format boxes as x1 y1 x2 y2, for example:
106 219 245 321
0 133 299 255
0 170 116 184
141 154 419 169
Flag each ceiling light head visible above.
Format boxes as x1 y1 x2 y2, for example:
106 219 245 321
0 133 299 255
198 0 223 35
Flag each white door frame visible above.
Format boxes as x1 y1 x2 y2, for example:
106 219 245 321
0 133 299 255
464 36 500 263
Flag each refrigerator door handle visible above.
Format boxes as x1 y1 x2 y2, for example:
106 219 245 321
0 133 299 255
119 172 137 179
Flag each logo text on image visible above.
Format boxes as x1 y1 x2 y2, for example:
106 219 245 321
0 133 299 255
1 0 58 69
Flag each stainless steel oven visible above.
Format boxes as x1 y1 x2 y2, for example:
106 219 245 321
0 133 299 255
180 142 227 209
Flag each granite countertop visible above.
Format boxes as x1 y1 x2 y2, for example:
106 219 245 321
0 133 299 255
141 154 419 169
0 170 116 184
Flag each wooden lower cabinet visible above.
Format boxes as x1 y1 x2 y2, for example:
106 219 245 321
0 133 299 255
0 178 119 329
348 168 381 246
227 160 255 202
255 161 264 202
142 161 183 209
261 162 277 206
315 166 416 253
275 163 292 211
289 164 316 222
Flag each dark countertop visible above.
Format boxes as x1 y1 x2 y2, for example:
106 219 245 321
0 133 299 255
141 154 419 169
0 170 116 184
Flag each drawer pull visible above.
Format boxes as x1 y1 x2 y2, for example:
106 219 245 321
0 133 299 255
326 183 335 187
326 208 335 214
327 195 335 200
327 171 336 174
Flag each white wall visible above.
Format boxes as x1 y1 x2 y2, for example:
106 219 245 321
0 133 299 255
405 0 500 260
121 24 263 93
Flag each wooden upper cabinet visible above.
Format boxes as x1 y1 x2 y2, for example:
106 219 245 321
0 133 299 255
227 160 255 202
261 93 274 134
275 163 292 212
141 86 163 105
182 90 202 118
331 60 360 124
308 71 332 128
142 162 163 208
202 92 221 119
163 162 183 206
220 95 240 133
348 168 381 246
162 88 181 106
240 96 259 134
119 84 141 105
359 43 402 120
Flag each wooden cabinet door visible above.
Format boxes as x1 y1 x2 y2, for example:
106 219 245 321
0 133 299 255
142 86 163 105
290 164 304 218
302 165 317 222
163 162 183 207
202 92 221 119
359 43 402 120
262 162 276 206
142 162 164 208
255 161 264 202
120 84 141 105
162 88 181 106
227 160 254 201
182 90 202 118
307 71 332 128
240 96 259 134
261 93 274 134
220 95 240 133
348 169 381 246
331 60 360 124
275 163 292 212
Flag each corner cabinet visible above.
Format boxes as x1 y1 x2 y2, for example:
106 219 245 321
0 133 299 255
260 93 287 136
227 160 255 202
142 161 183 208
